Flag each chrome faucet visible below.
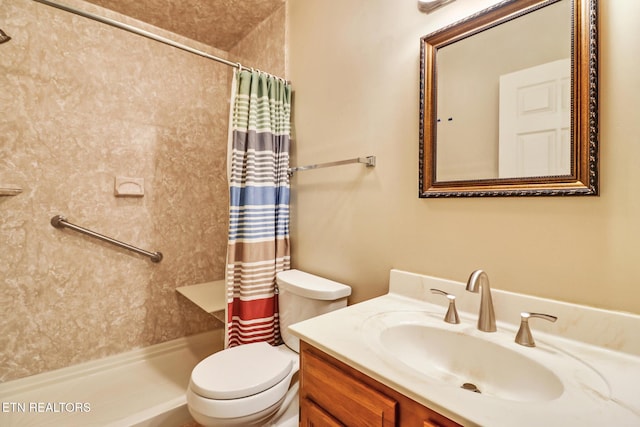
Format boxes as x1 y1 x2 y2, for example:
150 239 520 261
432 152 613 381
465 269 496 332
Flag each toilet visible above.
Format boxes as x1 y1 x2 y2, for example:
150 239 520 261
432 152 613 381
187 269 351 426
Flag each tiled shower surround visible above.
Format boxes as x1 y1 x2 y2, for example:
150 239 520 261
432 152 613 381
0 0 285 382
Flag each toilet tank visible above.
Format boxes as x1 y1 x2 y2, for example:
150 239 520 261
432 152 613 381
276 270 351 352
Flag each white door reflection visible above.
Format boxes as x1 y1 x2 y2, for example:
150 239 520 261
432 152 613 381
499 59 571 178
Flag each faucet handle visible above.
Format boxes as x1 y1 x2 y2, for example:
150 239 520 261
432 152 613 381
430 289 460 324
515 312 557 347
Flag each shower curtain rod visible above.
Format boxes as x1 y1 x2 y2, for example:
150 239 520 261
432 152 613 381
32 0 287 82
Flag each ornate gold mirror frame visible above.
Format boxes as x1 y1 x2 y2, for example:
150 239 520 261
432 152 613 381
419 0 598 197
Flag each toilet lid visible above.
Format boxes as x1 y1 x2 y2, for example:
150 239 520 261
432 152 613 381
190 342 293 400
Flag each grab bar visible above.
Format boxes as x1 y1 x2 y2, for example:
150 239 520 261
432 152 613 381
50 215 163 263
288 156 376 176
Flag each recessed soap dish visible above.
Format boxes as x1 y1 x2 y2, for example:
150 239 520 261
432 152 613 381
114 177 144 197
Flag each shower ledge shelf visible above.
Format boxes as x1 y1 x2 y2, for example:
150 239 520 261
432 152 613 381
0 185 23 196
177 279 225 319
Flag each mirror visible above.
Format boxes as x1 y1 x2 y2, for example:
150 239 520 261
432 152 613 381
419 0 598 197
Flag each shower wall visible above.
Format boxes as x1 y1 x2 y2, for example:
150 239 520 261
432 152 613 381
0 0 285 382
230 3 287 78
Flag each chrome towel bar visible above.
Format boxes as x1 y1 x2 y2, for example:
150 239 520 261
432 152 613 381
288 156 376 176
50 215 163 263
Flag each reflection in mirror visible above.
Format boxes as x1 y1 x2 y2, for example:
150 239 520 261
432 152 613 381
419 0 598 197
436 0 570 181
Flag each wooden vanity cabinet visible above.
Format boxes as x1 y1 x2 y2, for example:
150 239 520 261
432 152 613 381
299 341 461 427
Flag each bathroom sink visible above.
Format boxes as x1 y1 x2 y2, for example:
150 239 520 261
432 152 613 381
363 311 609 403
379 322 562 402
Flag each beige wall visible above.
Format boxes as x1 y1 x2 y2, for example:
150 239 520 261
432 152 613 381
0 0 285 382
287 0 640 315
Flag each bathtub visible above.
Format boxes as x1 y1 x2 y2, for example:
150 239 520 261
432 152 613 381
0 330 223 427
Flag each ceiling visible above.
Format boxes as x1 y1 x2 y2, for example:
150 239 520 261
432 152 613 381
82 0 286 51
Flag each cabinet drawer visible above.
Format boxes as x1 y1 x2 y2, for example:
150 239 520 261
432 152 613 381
301 348 397 426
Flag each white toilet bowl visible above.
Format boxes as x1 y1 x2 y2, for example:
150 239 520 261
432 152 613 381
187 342 298 426
187 270 351 426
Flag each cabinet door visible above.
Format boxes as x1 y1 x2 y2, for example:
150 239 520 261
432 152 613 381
300 341 462 427
301 348 397 426
300 397 345 427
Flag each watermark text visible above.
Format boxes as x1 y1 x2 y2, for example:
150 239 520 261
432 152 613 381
2 401 91 413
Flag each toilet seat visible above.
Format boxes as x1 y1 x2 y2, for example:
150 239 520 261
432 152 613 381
190 342 293 400
187 342 297 420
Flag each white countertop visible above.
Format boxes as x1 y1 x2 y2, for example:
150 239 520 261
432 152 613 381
289 270 640 427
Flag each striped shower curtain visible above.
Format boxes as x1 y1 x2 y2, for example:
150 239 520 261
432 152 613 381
225 70 292 348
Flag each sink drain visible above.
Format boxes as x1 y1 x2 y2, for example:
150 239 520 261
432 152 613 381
461 382 481 394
